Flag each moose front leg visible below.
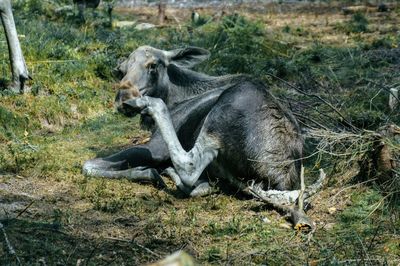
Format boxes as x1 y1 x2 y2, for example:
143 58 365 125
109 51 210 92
82 135 171 188
124 97 220 189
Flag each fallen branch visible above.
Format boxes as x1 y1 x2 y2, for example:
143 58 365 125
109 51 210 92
298 165 305 211
248 168 326 231
15 201 34 219
247 168 326 206
265 72 359 132
0 222 21 265
249 186 315 232
293 165 315 232
305 169 326 200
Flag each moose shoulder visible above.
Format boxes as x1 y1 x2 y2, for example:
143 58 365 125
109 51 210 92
83 46 303 196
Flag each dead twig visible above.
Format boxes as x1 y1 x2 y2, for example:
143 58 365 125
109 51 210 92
304 169 326 199
298 165 305 211
248 166 324 232
170 14 182 31
0 222 21 265
266 72 359 132
329 178 377 204
249 186 315 232
105 236 161 258
292 111 330 131
293 165 315 232
15 201 34 219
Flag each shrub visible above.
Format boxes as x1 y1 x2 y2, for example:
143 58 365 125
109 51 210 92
338 12 369 34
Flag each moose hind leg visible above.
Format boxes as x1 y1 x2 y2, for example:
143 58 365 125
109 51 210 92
92 167 165 188
83 144 161 175
124 97 220 188
83 139 169 187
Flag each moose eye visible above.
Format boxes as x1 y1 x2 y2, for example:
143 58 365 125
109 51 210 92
147 62 157 71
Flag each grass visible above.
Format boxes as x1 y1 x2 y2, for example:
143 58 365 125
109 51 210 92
1 1 400 265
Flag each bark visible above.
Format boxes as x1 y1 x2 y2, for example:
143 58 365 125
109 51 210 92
389 88 398 111
248 168 326 231
0 0 29 93
158 1 166 25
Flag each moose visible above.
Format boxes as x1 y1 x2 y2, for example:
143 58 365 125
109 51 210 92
0 0 29 93
85 45 320 197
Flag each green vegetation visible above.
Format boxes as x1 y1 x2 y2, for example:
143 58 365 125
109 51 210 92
337 12 369 33
1 1 399 265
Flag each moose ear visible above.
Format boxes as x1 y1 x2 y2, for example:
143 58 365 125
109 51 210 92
165 47 210 68
114 57 129 78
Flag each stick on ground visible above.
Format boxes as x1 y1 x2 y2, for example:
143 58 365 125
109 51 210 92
249 167 325 231
0 222 21 264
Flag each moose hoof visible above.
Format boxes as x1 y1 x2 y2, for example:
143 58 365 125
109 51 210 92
189 182 215 197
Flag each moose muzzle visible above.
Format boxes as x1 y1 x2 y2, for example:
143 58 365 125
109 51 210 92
114 80 141 116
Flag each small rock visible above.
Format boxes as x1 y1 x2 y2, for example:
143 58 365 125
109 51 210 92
278 223 292 229
149 251 195 266
261 217 271 223
70 104 80 119
135 23 156 30
114 20 136 28
324 223 335 230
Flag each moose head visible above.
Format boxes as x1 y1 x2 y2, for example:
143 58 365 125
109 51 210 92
114 46 210 116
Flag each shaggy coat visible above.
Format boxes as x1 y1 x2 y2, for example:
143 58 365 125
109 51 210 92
83 46 303 193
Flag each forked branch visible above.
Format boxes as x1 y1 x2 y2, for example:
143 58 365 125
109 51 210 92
249 168 326 231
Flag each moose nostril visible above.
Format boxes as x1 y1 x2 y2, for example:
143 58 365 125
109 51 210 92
114 80 140 97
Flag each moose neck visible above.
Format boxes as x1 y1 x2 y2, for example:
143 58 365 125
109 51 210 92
166 64 242 107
